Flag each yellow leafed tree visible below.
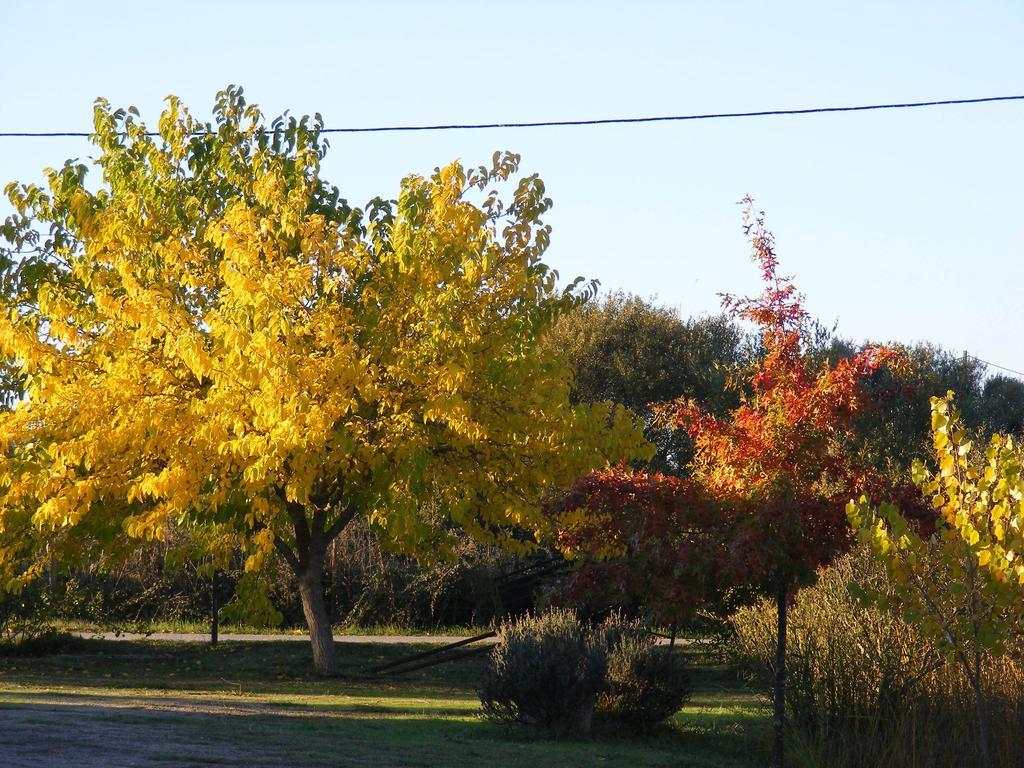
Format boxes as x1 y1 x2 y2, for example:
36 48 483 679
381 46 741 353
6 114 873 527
848 393 1024 768
0 87 649 673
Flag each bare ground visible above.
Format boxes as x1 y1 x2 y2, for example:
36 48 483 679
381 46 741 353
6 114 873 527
0 693 324 768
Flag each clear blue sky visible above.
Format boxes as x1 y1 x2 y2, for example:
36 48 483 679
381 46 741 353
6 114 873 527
2 1 1022 372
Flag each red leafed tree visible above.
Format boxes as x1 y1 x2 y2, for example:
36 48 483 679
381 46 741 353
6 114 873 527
658 201 907 767
552 199 910 767
549 468 734 631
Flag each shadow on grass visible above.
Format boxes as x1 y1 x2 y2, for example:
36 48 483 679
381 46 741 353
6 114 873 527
0 639 486 695
0 639 770 767
0 693 767 768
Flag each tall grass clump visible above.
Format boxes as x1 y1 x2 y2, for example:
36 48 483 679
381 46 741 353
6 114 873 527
730 548 1024 768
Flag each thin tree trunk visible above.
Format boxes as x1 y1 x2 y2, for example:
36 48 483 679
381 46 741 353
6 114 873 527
46 544 56 594
972 681 992 768
575 700 594 736
329 538 337 622
964 559 992 768
298 561 337 675
210 569 219 647
970 650 992 768
772 583 788 768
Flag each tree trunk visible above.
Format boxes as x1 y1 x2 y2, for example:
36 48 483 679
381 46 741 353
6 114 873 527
972 682 992 768
575 700 594 736
970 651 992 768
273 500 356 676
772 583 788 768
298 563 337 676
210 569 219 647
329 538 338 622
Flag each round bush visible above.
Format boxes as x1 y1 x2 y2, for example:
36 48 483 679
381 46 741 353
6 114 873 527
597 634 691 730
479 609 691 735
479 608 606 735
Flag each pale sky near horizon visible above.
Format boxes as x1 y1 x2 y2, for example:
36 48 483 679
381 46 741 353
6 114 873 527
1 1 1022 373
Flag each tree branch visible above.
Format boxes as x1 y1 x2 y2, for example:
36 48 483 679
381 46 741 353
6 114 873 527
324 504 358 544
282 500 311 569
272 535 301 573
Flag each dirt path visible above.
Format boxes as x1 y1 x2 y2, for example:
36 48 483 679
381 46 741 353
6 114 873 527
2 689 335 720
0 694 323 768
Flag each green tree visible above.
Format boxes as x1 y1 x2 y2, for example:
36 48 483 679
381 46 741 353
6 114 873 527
824 342 1024 473
979 374 1024 435
546 292 749 472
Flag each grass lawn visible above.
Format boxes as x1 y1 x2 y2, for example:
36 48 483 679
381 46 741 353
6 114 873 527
51 618 484 637
0 637 769 767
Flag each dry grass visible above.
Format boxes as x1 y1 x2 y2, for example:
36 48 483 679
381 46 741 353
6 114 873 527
731 549 1024 768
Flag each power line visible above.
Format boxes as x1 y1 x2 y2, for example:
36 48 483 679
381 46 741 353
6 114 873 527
3 93 1022 382
967 354 1024 380
1 94 1022 138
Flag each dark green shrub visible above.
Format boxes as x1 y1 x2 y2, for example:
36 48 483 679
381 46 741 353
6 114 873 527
0 580 55 648
0 629 83 657
479 608 606 735
597 634 691 730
